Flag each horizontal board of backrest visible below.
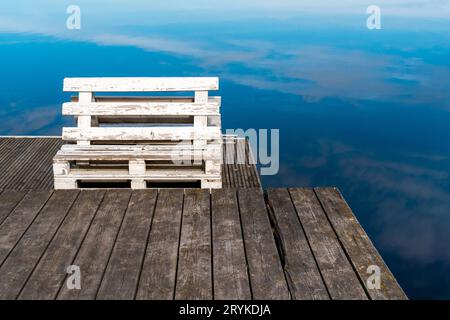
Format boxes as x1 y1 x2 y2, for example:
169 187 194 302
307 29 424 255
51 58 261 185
63 102 220 116
70 96 221 104
62 127 222 141
64 77 219 92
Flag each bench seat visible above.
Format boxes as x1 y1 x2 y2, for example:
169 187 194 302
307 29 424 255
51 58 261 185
53 77 223 189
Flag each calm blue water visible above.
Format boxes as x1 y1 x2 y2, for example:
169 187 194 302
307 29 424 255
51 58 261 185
1 2 450 299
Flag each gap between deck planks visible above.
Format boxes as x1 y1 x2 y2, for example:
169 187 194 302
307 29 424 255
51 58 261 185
0 188 406 300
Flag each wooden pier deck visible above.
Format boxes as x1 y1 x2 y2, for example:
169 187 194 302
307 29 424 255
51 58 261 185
0 137 406 300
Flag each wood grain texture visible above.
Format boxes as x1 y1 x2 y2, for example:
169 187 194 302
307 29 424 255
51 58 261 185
211 189 251 300
0 190 79 299
0 138 63 191
289 188 368 300
238 188 290 300
314 187 407 300
60 72 223 170
175 189 212 300
0 190 28 225
266 188 329 300
0 139 42 189
54 144 221 161
64 77 219 92
0 185 406 299
97 190 157 300
18 190 105 300
63 127 222 142
63 101 220 116
0 190 53 266
136 189 184 300
57 190 131 300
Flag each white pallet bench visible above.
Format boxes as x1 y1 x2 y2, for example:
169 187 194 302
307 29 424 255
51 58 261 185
53 77 223 189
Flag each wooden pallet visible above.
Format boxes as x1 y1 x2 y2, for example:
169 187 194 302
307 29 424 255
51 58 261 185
53 77 223 189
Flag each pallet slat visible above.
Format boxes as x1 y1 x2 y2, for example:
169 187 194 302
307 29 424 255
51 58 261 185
63 101 220 116
54 145 221 161
62 127 222 142
64 77 219 92
56 168 220 179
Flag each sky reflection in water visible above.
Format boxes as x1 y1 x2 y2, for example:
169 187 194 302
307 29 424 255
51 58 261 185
1 1 450 299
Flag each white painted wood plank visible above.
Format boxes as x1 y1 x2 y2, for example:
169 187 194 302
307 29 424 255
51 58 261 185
56 168 221 179
59 143 222 151
64 77 219 92
55 143 222 161
62 127 222 141
63 102 220 116
54 151 221 162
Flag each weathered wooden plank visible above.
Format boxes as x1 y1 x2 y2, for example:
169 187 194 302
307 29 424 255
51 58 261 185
175 189 212 300
55 168 220 180
211 189 251 300
0 190 28 225
63 102 220 116
225 139 236 188
64 77 219 92
0 138 45 189
3 139 56 190
314 187 408 300
26 138 63 190
238 188 290 300
289 188 368 300
0 190 53 265
236 139 249 188
136 189 184 300
62 127 222 141
0 190 79 300
60 143 221 152
18 190 105 300
57 190 131 300
54 145 221 161
97 190 158 300
0 138 36 180
245 139 261 188
266 188 329 300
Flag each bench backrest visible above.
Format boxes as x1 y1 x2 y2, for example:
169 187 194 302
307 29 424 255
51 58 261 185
61 77 221 144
